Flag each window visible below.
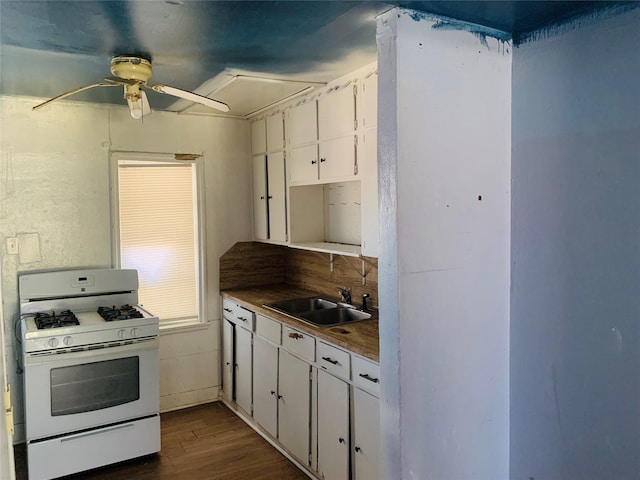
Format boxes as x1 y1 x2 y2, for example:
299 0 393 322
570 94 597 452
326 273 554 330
112 153 204 325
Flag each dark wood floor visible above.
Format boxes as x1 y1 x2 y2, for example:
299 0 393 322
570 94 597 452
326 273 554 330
15 402 308 480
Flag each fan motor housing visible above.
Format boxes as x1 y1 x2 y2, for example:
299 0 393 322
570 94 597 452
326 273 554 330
110 56 153 82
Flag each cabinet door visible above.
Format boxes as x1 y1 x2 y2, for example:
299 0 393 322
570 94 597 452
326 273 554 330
251 118 267 154
287 100 317 146
353 388 380 480
222 319 234 404
360 73 377 129
266 112 284 152
289 144 319 184
278 350 311 465
267 151 287 242
252 155 268 240
235 326 252 414
317 370 349 480
319 135 356 180
318 84 355 140
253 337 278 437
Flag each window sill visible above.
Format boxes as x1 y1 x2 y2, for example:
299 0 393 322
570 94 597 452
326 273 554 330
159 321 211 335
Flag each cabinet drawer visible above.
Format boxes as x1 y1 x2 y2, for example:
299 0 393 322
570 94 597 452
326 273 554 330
282 326 315 362
352 356 380 397
222 299 235 321
317 341 350 380
255 314 281 345
235 305 255 332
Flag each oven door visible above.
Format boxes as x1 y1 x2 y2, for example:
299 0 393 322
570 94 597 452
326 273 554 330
23 338 159 441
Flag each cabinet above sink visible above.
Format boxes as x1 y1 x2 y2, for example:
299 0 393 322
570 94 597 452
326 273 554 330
248 62 379 258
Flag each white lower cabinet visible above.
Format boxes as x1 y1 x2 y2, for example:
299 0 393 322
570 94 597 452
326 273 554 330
252 336 278 437
222 319 234 404
353 387 380 480
235 326 253 414
222 302 380 480
278 349 312 466
317 369 350 480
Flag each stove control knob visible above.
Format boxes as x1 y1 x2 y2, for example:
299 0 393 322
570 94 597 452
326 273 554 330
63 336 73 346
130 328 138 338
48 338 59 348
117 329 125 339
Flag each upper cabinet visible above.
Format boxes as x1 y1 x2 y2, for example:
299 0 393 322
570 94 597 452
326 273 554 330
287 100 317 147
249 62 378 258
266 112 285 152
251 118 267 154
318 83 356 140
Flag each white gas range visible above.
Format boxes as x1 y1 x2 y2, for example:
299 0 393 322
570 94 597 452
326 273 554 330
19 268 160 480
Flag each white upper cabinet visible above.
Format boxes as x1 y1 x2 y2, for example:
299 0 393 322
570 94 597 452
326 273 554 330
252 155 268 241
318 83 356 140
360 72 378 129
287 100 317 147
266 112 285 152
289 144 319 184
251 118 267 154
318 135 356 181
267 151 287 242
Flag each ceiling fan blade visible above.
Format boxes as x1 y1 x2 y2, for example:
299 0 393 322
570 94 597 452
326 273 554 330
150 84 230 113
32 82 119 111
104 76 139 86
141 90 152 117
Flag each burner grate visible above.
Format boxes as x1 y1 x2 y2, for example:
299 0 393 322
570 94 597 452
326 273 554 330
34 310 80 330
98 304 144 321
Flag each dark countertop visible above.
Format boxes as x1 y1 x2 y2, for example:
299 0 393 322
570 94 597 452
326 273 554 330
221 284 379 362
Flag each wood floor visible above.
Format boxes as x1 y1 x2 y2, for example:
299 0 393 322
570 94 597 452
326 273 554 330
14 402 309 480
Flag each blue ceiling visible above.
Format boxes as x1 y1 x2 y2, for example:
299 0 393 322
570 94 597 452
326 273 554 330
0 1 634 111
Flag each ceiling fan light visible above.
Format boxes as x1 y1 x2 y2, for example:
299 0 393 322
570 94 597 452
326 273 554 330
127 97 144 119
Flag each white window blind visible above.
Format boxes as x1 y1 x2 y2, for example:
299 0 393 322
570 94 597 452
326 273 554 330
117 159 200 324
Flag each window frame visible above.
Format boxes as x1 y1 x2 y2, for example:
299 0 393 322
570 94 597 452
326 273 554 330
110 151 207 329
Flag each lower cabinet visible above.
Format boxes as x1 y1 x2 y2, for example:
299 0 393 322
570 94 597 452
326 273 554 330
278 349 312 466
222 319 234 404
222 302 380 480
317 369 350 480
252 336 278 437
353 387 380 480
235 325 253 414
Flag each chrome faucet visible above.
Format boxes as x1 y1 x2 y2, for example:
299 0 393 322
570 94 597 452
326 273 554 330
338 287 352 305
362 293 370 312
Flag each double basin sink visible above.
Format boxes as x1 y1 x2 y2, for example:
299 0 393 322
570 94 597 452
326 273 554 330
264 297 373 328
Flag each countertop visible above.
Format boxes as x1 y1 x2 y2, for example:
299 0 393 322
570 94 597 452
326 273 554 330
221 284 379 362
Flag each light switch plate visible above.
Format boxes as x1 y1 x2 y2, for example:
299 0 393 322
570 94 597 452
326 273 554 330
6 237 18 255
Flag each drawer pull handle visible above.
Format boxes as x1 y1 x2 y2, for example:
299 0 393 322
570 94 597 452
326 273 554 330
238 317 247 322
270 390 276 396
359 373 379 384
322 356 338 365
288 332 303 340
311 160 317 165
278 395 283 400
355 446 362 453
338 437 345 444
320 158 327 163
223 308 232 313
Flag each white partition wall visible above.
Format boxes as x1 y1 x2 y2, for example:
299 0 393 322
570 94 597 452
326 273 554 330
510 8 640 479
377 8 511 479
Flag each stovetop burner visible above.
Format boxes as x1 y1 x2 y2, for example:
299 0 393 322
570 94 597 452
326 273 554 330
98 304 144 322
34 310 80 330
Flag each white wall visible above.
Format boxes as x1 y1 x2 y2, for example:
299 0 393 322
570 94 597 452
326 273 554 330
377 8 511 479
510 8 640 479
0 97 252 441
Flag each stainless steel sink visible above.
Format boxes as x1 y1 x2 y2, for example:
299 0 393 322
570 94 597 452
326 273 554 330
264 297 372 328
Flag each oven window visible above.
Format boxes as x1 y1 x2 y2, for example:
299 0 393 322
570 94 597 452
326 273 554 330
50 357 140 416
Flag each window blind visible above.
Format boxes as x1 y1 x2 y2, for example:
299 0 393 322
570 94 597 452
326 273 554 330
118 162 199 323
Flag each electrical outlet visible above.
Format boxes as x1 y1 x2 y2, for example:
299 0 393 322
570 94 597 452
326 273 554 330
6 237 18 255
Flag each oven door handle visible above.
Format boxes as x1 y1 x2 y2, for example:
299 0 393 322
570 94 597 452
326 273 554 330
60 422 134 442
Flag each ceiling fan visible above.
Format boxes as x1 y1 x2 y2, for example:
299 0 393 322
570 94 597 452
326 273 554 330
32 55 230 119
